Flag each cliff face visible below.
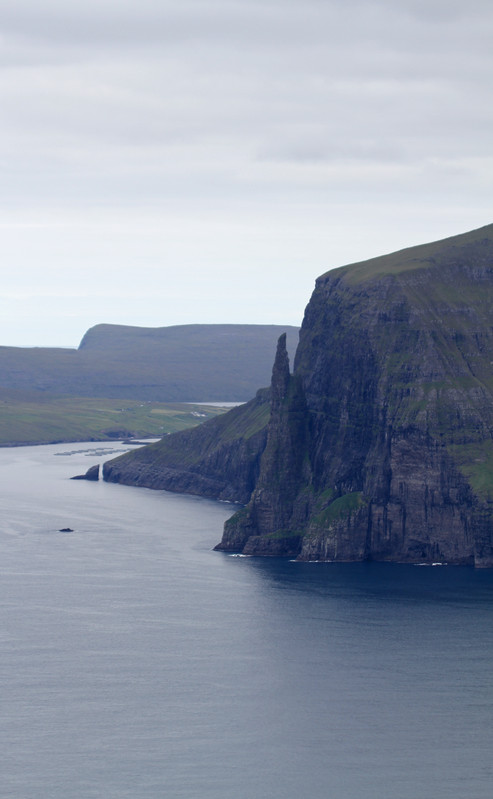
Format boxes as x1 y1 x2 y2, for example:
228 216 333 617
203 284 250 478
217 223 493 566
102 223 493 566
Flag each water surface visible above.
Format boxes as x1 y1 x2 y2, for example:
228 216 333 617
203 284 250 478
1 442 493 798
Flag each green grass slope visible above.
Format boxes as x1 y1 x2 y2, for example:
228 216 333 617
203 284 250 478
0 388 227 446
324 222 493 284
103 389 270 502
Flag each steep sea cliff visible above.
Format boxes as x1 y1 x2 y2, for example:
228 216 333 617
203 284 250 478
104 223 493 566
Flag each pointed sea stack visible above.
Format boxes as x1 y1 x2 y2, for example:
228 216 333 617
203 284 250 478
215 333 308 556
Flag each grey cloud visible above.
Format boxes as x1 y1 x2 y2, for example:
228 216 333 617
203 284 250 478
0 0 488 54
0 0 492 345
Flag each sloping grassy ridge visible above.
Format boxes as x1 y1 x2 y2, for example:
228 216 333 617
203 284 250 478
103 389 270 502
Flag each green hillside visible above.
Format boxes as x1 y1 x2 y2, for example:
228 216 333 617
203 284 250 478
327 222 493 284
103 389 270 502
0 388 227 447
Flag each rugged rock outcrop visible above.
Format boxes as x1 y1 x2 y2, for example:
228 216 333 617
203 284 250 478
71 464 100 481
105 223 493 567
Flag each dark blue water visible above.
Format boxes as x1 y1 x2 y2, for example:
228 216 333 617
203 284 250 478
1 442 493 798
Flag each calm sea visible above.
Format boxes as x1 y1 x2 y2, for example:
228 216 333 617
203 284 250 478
1 442 493 799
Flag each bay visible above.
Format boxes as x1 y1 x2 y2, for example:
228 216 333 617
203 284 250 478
1 442 493 798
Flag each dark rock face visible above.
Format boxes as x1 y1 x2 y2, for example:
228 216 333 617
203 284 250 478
71 464 100 481
216 223 493 566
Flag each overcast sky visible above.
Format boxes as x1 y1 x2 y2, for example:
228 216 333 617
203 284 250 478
1 0 492 346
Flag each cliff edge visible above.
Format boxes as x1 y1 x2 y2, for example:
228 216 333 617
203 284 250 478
218 223 493 566
105 223 493 567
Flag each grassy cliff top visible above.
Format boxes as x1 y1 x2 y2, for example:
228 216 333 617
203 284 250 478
320 223 493 286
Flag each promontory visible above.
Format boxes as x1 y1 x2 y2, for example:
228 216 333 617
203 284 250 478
104 223 493 567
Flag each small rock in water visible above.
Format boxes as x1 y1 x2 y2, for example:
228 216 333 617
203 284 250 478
70 464 100 481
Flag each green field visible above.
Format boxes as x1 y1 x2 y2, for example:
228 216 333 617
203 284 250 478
0 389 228 446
